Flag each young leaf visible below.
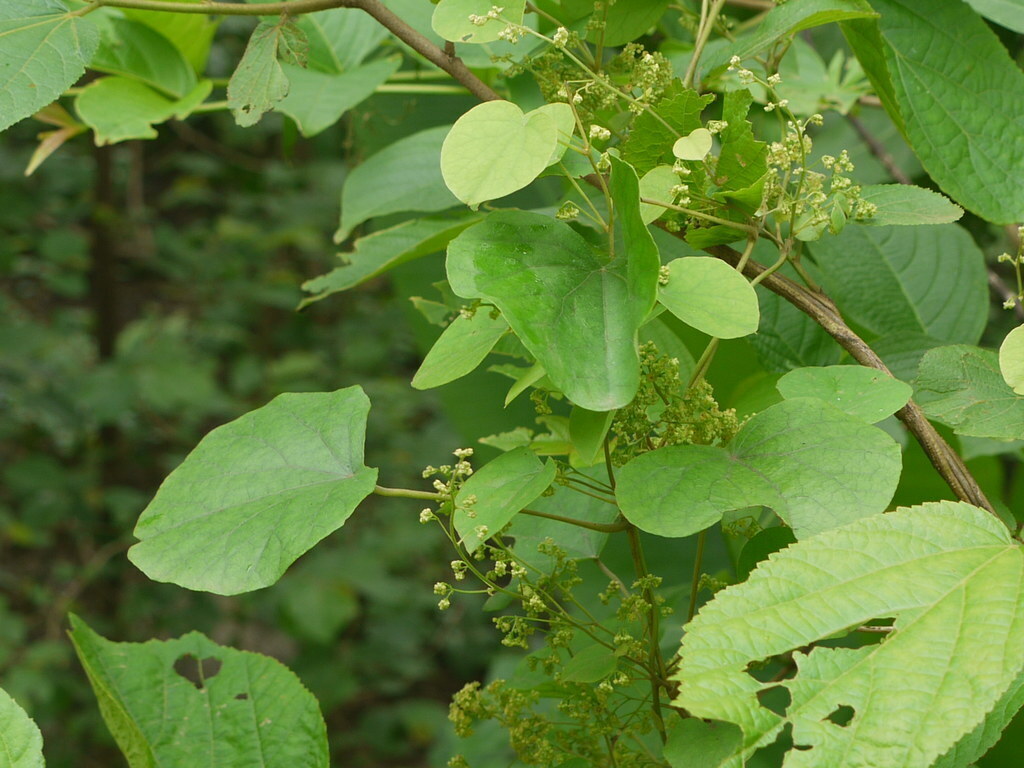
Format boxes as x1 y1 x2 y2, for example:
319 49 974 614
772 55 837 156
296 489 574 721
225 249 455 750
638 165 677 224
672 128 712 161
857 184 963 227
228 19 307 128
75 77 176 145
809 224 987 345
999 325 1024 395
128 388 378 595
431 0 525 44
776 365 911 423
0 687 43 768
616 398 900 538
453 447 556 552
336 126 460 242
90 18 197 98
0 0 99 133
440 100 558 209
69 615 329 768
412 308 509 390
673 502 1024 768
914 345 1024 440
844 0 1024 224
658 257 760 339
622 81 715 173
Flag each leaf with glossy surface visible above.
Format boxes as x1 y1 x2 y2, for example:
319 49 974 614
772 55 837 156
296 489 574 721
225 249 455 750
0 0 99 133
228 20 306 128
914 345 1024 440
76 77 176 145
616 398 900 538
129 388 378 595
337 125 460 242
858 184 963 226
999 325 1024 395
454 447 556 552
809 224 987 344
674 502 1024 768
412 309 509 390
0 687 42 768
70 615 328 768
441 100 557 208
432 0 525 43
90 18 197 98
845 0 1024 224
658 257 759 339
569 407 615 468
777 365 911 423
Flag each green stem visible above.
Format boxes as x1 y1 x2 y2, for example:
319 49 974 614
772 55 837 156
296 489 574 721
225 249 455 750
627 526 668 744
686 530 707 623
373 485 444 501
687 337 720 388
683 0 727 89
641 197 760 236
520 508 629 533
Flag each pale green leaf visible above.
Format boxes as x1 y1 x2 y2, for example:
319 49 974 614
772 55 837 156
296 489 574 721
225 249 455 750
589 0 669 46
431 0 525 43
674 502 1024 768
446 158 658 411
75 76 176 145
70 615 328 768
0 0 99 133
658 257 759 339
336 126 460 242
638 165 677 224
0 687 43 768
412 308 509 390
965 0 1024 33
777 365 911 423
616 398 900 538
277 56 399 138
662 718 742 768
858 184 963 226
999 325 1024 395
535 101 574 166
673 128 712 161
844 0 1024 224
170 79 213 120
933 673 1024 768
128 388 378 595
297 6 388 72
914 345 1024 440
809 224 987 344
569 407 615 468
303 215 480 308
228 20 306 128
622 81 715 174
440 100 557 208
122 0 218 73
90 17 197 98
454 447 556 552
500 361 546 406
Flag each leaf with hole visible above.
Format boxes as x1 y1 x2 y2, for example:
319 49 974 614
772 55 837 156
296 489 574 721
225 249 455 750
228 19 307 127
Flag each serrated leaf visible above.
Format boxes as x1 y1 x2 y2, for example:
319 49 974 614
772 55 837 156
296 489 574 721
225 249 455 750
302 216 480 309
714 89 767 194
412 308 509 389
914 345 1024 440
454 447 556 552
446 158 658 411
809 224 987 345
777 365 911 423
128 388 378 595
999 325 1024 396
90 17 197 98
674 502 1024 768
75 76 176 145
440 100 558 208
858 184 963 226
965 0 1024 33
616 398 900 538
69 615 328 768
0 687 43 768
933 673 1024 768
336 126 460 242
658 257 759 339
277 56 399 138
622 81 715 174
844 0 1024 224
228 20 306 127
0 0 99 133
431 0 526 43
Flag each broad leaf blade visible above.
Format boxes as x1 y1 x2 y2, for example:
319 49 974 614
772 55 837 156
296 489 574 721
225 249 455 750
297 6 387 72
90 17 197 98
858 184 963 226
70 615 329 768
999 325 1024 396
75 76 176 145
431 0 526 44
412 308 509 390
228 19 306 127
964 0 1024 33
129 388 378 595
777 365 911 423
658 257 759 339
0 687 43 768
122 0 219 73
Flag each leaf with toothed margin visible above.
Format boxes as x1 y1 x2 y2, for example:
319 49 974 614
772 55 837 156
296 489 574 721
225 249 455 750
0 686 42 768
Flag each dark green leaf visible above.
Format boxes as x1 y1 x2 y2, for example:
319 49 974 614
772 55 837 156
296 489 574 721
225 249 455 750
90 17 197 98
622 81 715 174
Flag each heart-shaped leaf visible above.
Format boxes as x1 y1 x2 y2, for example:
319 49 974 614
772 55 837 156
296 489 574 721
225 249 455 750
672 127 713 161
999 325 1024 395
777 365 912 423
431 0 525 44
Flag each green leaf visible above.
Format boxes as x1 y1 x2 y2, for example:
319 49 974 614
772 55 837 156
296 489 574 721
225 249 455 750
914 345 1024 440
412 308 509 390
622 81 715 173
561 644 617 683
446 159 658 411
75 76 176 145
0 687 43 768
933 673 1024 768
303 216 480 308
122 0 218 73
673 502 1024 768
440 100 558 209
749 282 842 372
672 128 712 161
999 325 1024 396
228 19 307 128
736 526 797 582
658 257 759 339
858 184 963 226
844 0 1024 224
777 365 911 423
714 89 767 194
90 17 197 98
809 224 987 345
297 7 388 72
0 0 99 133
965 0 1024 33
569 407 615 468
128 388 378 595
662 718 742 768
454 447 556 552
616 398 901 538
592 0 670 45
336 126 460 242
431 0 525 44
277 56 399 138
638 165 677 224
69 615 328 768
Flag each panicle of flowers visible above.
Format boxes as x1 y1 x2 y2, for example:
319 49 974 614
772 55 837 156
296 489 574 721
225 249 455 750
468 5 503 26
